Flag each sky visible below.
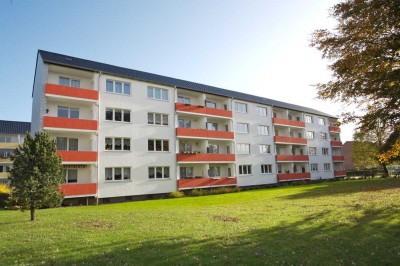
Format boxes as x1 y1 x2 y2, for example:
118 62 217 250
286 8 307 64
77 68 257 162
0 0 355 141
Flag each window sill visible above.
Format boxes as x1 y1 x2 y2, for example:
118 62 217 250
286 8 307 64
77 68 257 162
148 178 172 181
146 97 169 102
104 150 131 152
147 124 169 127
148 151 171 153
239 174 253 176
104 120 132 124
105 91 131 97
104 179 132 183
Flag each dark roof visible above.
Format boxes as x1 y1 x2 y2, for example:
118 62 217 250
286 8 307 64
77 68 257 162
37 50 336 118
0 120 31 134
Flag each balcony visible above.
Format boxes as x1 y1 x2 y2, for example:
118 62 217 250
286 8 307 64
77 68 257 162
60 183 97 197
274 136 307 145
332 156 345 161
334 170 346 177
176 128 234 140
175 103 232 118
331 141 343 147
276 155 309 162
0 172 9 178
57 151 97 163
0 157 11 163
45 83 98 101
277 172 311 181
43 116 98 132
273 118 305 128
329 126 341 133
0 143 19 149
178 177 237 189
177 153 235 163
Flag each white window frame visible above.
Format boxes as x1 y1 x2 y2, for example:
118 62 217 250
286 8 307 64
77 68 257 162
147 112 168 126
58 106 79 119
306 131 315 139
259 144 271 154
106 79 131 96
205 100 217 108
261 164 272 174
320 133 327 140
105 137 130 151
59 76 80 88
256 106 267 116
235 123 249 134
56 137 79 151
305 115 313 124
237 143 250 154
234 102 247 113
324 163 331 171
147 86 168 101
148 139 169 152
105 108 131 123
309 147 317 155
310 163 318 172
322 148 329 155
258 125 269 135
177 96 190 104
318 118 326 125
148 166 170 179
64 169 78 183
239 165 252 175
105 167 131 181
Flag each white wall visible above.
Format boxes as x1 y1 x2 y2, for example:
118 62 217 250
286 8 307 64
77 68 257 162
31 55 48 133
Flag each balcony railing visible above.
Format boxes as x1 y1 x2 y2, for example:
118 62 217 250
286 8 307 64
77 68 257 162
175 103 232 118
60 183 97 197
0 142 19 149
274 136 307 145
176 128 234 140
177 153 235 162
331 141 343 147
45 83 98 101
276 155 309 162
0 172 9 178
178 177 237 189
273 118 305 128
43 116 98 131
57 151 97 163
329 126 341 133
334 170 346 177
277 172 311 181
332 156 345 161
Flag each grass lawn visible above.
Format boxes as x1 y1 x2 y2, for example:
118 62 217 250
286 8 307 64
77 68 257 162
1 178 400 265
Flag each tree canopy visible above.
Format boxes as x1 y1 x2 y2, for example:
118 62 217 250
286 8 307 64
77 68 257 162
9 131 64 221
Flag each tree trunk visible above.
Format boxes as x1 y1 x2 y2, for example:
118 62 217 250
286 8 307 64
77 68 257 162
30 206 36 221
382 164 389 178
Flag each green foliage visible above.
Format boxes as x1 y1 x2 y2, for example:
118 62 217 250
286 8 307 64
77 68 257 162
9 132 64 220
0 184 11 208
189 189 205 197
168 191 185 198
208 187 241 195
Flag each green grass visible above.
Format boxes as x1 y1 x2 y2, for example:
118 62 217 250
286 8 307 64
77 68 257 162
1 179 400 265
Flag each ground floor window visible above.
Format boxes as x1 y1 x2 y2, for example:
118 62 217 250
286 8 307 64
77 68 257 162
64 169 78 183
105 167 131 181
261 164 272 174
208 166 220 177
239 165 252 175
180 167 193 178
148 167 170 179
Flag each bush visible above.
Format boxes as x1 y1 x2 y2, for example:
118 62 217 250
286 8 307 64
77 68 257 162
168 191 185 198
189 189 205 197
209 187 241 195
0 184 11 208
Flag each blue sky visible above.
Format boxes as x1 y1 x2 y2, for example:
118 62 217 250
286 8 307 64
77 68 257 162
0 0 354 141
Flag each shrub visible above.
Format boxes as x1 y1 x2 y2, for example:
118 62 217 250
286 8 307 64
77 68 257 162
168 191 185 198
189 189 205 197
209 187 241 195
0 184 11 208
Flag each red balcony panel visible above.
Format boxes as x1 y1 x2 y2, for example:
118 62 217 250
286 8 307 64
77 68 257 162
57 151 98 162
277 172 311 181
178 177 237 189
331 141 343 147
43 116 98 131
175 103 232 118
334 170 347 177
276 155 309 162
273 118 305 128
60 183 97 196
45 83 98 101
274 136 307 144
176 128 234 140
329 126 341 133
177 153 235 162
332 156 345 161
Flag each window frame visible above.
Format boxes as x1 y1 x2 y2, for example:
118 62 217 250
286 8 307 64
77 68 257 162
259 144 271 154
59 76 80 88
105 137 130 151
105 108 131 123
234 102 247 113
256 106 267 116
148 139 169 152
261 164 272 174
322 148 329 155
105 79 131 96
235 122 249 134
309 147 317 155
105 167 131 181
310 163 319 172
306 131 315 139
239 165 252 175
324 163 331 171
305 115 313 124
258 125 269 135
148 166 170 179
147 86 168 101
237 143 250 154
148 112 168 126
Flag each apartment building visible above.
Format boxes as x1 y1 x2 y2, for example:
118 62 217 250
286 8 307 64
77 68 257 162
0 120 31 184
31 50 345 203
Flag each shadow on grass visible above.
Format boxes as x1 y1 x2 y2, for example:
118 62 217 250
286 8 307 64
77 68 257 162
282 178 400 200
7 204 399 265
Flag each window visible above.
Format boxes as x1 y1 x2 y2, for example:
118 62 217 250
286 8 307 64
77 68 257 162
318 118 326 125
105 167 130 181
178 96 190 104
105 138 130 151
208 166 220 177
205 100 216 108
256 106 267 116
0 136 12 143
320 133 327 140
324 163 331 171
310 163 318 172
237 143 250 154
206 122 218 131
64 169 78 183
148 112 168 126
258 125 269 135
322 148 329 155
180 167 193 178
178 118 191 128
180 142 192 153
56 137 78 151
306 131 315 139
59 77 80 88
58 106 79 119
105 108 130 122
235 123 249 133
261 164 272 174
147 86 168 101
305 115 313 123
309 147 317 155
148 166 170 179
234 102 247 113
148 139 169 152
106 79 131 95
259 144 271 154
207 144 219 154
239 165 252 175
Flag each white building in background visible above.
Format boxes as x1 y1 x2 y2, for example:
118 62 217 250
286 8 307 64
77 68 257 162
31 50 345 204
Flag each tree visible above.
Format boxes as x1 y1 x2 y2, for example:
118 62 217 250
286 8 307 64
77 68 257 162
9 132 64 221
310 0 400 150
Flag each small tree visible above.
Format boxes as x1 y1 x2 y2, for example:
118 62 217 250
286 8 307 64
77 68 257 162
9 132 64 221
